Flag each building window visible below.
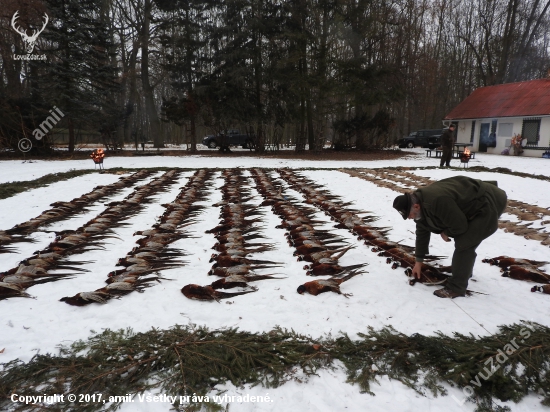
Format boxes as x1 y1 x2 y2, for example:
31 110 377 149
521 118 541 146
498 123 513 137
470 121 475 143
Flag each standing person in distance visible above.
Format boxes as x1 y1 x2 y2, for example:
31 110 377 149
440 124 456 168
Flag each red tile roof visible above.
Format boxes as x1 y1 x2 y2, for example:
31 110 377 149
444 78 550 120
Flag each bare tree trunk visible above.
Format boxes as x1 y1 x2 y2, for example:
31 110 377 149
0 51 22 99
349 1 365 151
305 72 314 150
314 0 330 153
297 62 307 153
253 0 265 153
182 7 198 153
141 0 163 148
125 44 139 148
68 117 75 154
494 0 519 84
189 114 196 152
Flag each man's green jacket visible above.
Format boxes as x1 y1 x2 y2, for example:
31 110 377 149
414 176 506 261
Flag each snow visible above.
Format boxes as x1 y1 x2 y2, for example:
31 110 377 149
2 147 550 184
1 148 549 411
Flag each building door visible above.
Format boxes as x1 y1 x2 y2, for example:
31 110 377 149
479 123 490 152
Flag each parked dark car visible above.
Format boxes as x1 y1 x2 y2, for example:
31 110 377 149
202 130 255 149
398 129 443 149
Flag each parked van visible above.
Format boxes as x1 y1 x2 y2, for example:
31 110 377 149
398 129 443 149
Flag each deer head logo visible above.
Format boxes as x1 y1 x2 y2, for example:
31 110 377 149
11 11 49 54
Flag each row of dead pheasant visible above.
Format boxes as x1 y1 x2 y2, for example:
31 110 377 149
249 168 365 297
0 170 153 253
482 255 550 295
277 169 449 287
182 169 282 302
60 170 212 305
0 170 181 300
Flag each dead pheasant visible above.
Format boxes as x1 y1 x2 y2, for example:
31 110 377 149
482 256 548 269
289 238 345 248
305 263 365 277
60 281 151 306
404 266 450 285
210 255 281 268
296 270 363 297
212 243 274 254
296 245 354 263
0 281 31 299
502 265 550 283
531 285 550 294
106 274 159 285
210 274 283 289
366 238 415 253
208 264 277 277
60 291 111 306
181 284 257 302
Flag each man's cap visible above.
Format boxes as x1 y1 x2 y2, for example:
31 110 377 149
449 124 456 128
393 193 412 220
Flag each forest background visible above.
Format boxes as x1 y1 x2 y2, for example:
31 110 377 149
1 0 550 154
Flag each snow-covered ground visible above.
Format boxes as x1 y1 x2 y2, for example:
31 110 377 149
3 147 550 184
1 148 549 411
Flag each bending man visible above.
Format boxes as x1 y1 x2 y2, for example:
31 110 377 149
392 176 507 298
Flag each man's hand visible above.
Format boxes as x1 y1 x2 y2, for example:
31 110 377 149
440 233 450 242
411 261 423 279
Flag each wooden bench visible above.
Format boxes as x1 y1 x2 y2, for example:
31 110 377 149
425 149 443 158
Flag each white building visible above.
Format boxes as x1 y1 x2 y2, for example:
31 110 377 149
444 79 550 157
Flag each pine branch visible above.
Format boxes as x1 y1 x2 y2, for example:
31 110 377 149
1 323 549 412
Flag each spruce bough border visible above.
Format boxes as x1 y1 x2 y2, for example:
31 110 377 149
0 322 548 412
0 167 191 200
0 170 95 200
